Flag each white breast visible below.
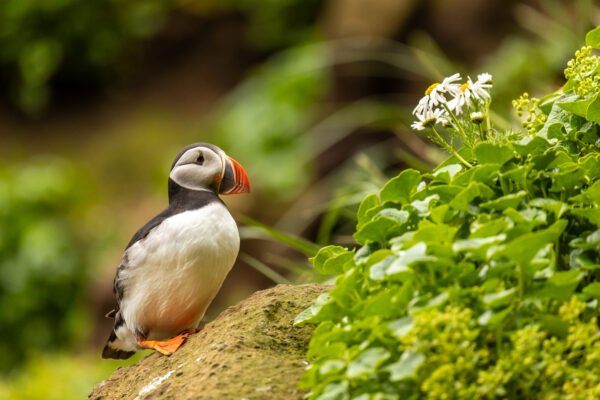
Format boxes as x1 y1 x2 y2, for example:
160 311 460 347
120 202 239 340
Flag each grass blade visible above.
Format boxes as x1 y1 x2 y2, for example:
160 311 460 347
239 253 291 285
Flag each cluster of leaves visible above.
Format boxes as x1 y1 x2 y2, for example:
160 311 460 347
0 159 91 373
295 27 600 399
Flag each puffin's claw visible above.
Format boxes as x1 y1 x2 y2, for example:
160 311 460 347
137 328 203 356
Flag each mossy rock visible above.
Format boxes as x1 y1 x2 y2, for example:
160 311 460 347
89 284 330 400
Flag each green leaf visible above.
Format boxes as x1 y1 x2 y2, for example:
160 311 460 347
529 198 569 218
473 143 515 165
346 347 391 378
369 255 395 281
319 360 346 376
438 146 473 168
503 207 547 231
538 93 562 114
294 293 342 326
316 381 349 400
480 191 526 211
380 169 421 203
387 243 435 276
410 195 440 217
569 248 600 270
478 306 513 327
483 288 516 309
586 25 600 48
354 242 384 264
452 164 500 186
549 166 586 194
571 208 600 226
570 180 600 205
542 270 585 301
387 316 414 338
512 136 551 157
583 282 600 299
369 244 433 280
411 221 458 244
385 351 425 381
361 288 407 318
555 92 600 124
429 204 455 224
330 268 363 309
538 101 585 139
427 164 463 184
570 230 600 249
496 220 567 266
453 234 506 253
311 246 352 275
425 185 463 203
449 182 494 212
354 208 410 244
470 217 509 238
357 194 380 227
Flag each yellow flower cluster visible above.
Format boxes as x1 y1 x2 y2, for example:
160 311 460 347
512 92 547 135
403 299 600 399
564 46 600 96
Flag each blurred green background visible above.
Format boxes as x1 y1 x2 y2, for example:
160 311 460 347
0 0 596 398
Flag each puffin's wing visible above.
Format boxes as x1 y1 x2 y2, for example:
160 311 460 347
101 252 136 359
102 210 173 359
124 209 174 250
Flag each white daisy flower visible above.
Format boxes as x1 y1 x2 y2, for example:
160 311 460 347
413 96 430 119
477 72 492 84
470 111 484 124
411 108 447 131
413 73 462 118
447 74 492 115
447 87 471 115
469 75 492 101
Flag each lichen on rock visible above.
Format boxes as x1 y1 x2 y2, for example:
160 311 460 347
89 284 330 400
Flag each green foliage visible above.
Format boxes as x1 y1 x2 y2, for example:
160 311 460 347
211 44 328 199
297 27 600 399
0 159 91 372
0 0 173 115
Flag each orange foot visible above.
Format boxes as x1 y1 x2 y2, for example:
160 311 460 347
137 328 203 356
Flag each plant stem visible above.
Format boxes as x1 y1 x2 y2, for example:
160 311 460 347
485 100 492 133
430 127 473 168
442 103 469 142
518 262 525 300
478 123 486 141
499 175 509 194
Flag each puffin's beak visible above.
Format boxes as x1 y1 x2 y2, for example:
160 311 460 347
219 156 250 194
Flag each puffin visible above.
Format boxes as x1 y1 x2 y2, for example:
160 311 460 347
102 143 250 359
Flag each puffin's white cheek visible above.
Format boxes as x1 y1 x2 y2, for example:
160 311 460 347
171 166 204 190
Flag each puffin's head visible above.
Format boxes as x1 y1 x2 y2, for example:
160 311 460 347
169 143 250 194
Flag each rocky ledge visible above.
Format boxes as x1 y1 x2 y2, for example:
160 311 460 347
89 284 329 400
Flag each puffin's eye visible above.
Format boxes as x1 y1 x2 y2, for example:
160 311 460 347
196 154 204 165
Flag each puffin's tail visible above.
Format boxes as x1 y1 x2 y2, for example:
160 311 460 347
102 309 136 360
102 340 135 360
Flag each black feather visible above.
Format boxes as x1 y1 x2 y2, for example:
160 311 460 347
124 184 222 250
102 343 135 360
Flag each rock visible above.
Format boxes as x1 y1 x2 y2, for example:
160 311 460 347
89 284 330 400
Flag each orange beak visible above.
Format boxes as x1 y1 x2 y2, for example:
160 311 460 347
219 156 250 194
